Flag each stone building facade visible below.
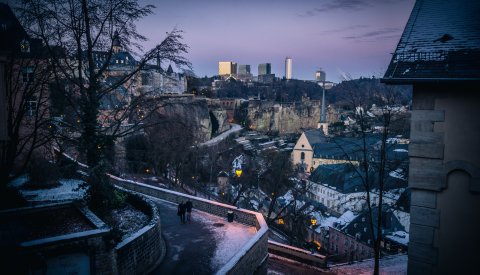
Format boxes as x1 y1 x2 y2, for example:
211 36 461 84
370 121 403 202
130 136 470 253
382 0 480 274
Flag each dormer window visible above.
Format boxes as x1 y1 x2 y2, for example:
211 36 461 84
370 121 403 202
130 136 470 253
20 39 30 53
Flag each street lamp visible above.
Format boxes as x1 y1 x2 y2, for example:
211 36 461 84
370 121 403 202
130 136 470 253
235 168 243 178
310 217 317 226
234 168 242 209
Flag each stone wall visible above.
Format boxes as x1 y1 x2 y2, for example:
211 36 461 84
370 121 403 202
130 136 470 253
407 85 480 275
0 202 114 274
115 199 162 275
110 175 269 275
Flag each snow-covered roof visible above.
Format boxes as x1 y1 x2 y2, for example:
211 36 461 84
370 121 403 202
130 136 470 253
383 0 480 81
385 231 409 246
316 210 358 233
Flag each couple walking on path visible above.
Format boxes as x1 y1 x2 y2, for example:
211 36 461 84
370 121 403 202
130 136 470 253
177 200 193 224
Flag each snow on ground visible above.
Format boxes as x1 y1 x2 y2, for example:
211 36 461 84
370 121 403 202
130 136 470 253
7 174 29 188
20 179 85 202
199 123 242 147
111 204 149 241
330 254 407 275
196 213 257 270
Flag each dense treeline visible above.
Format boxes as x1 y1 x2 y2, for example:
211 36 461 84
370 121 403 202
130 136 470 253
326 77 412 109
186 76 412 106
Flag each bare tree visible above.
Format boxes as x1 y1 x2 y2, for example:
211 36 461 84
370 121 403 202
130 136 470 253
16 0 190 210
144 116 195 187
261 150 295 224
337 81 409 275
18 0 190 167
1 41 54 188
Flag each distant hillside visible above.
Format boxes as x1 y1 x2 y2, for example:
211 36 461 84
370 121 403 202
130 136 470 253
326 78 412 108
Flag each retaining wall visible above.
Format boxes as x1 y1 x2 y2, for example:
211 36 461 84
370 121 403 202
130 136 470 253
110 175 269 275
115 199 162 275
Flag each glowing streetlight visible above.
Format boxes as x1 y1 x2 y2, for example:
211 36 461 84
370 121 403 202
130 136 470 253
311 217 317 226
235 169 243 178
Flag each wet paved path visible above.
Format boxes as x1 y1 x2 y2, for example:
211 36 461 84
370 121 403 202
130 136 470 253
150 199 256 275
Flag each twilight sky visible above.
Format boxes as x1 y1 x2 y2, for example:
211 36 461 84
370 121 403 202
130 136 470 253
137 0 415 82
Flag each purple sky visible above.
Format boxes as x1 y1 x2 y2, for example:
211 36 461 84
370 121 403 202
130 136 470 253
3 0 414 83
137 0 415 82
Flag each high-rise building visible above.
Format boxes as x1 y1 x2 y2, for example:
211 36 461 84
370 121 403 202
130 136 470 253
258 63 271 75
218 61 237 76
238 64 251 75
285 57 292 79
315 70 326 82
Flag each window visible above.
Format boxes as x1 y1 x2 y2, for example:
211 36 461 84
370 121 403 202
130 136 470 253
22 67 34 83
25 95 37 116
300 152 305 160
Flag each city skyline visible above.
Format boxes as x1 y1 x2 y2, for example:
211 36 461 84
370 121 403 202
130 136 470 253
135 0 415 83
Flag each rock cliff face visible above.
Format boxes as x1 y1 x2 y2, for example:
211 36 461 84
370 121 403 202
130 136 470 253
246 100 321 133
210 108 230 134
155 97 212 142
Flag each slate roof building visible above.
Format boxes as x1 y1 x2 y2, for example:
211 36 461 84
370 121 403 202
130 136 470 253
382 1 480 274
327 207 408 262
292 128 409 173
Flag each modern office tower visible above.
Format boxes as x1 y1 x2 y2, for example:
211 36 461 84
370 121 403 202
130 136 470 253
238 64 251 75
231 62 237 75
285 57 292 79
258 63 271 75
218 61 237 76
315 70 326 82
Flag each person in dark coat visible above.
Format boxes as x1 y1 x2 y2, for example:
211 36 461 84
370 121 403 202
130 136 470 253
178 201 186 224
185 200 193 222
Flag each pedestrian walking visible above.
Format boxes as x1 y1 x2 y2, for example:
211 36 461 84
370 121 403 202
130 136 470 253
178 201 186 224
186 200 193 222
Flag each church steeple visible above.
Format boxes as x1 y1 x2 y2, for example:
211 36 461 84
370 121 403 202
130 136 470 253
112 30 122 53
317 82 329 135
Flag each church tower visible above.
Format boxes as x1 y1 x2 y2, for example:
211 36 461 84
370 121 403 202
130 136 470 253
317 82 329 135
112 30 122 53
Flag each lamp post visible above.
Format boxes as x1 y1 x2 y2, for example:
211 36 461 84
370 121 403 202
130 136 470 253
234 168 242 208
